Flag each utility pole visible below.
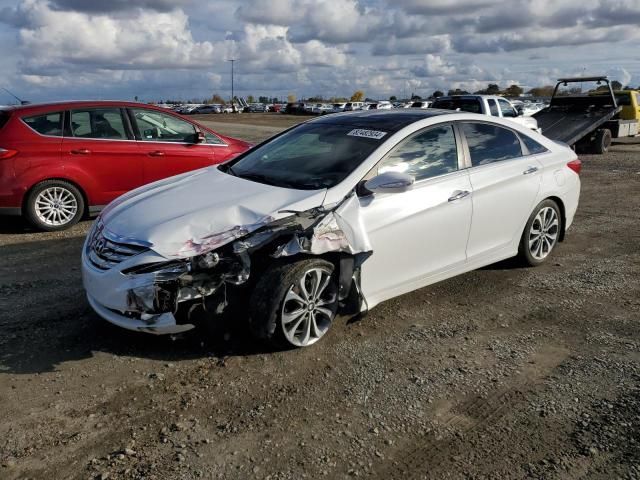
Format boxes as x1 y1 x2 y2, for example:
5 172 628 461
227 59 236 111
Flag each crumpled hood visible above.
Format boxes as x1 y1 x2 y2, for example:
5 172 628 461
100 167 327 258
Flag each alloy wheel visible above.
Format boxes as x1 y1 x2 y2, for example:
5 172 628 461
528 206 559 260
281 267 337 347
34 186 79 227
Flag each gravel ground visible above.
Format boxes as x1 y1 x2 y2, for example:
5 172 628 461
0 117 639 480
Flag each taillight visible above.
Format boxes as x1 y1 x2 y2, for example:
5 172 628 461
567 158 582 175
0 148 18 160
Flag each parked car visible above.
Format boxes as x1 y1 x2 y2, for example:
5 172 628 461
192 105 221 114
246 103 268 113
284 102 308 114
344 102 365 111
432 95 539 132
519 102 545 116
268 104 285 113
410 101 431 109
82 109 581 348
176 105 201 115
0 101 251 230
330 103 347 113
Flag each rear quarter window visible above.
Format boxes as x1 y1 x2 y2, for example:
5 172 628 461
520 134 549 155
22 112 63 136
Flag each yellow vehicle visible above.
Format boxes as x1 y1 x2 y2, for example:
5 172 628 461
590 89 640 138
612 90 640 121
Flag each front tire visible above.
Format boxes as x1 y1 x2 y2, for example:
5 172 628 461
517 199 562 266
24 180 84 231
249 259 339 348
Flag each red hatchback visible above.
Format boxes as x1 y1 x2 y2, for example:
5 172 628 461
0 101 251 230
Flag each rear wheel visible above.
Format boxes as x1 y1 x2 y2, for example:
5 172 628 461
517 199 562 266
249 259 339 348
591 128 612 154
25 180 84 231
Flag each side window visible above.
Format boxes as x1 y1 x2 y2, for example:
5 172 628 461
378 125 458 181
616 95 631 106
498 99 517 118
520 133 549 155
205 132 225 145
132 109 197 143
22 112 63 136
70 109 127 139
461 122 522 166
488 99 499 116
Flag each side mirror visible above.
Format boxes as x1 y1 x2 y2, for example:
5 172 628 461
195 131 206 143
364 171 415 194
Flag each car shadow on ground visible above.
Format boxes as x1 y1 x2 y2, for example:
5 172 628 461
0 234 284 375
0 303 285 376
0 216 32 234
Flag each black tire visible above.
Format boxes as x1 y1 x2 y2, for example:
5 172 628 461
517 199 562 267
591 128 612 154
248 258 339 348
24 180 85 231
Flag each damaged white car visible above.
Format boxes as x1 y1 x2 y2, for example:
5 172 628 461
82 110 581 348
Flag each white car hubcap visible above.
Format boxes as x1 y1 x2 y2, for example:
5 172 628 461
529 206 559 260
281 267 336 347
35 186 78 226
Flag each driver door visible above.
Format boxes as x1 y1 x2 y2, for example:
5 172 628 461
129 108 220 184
358 124 473 304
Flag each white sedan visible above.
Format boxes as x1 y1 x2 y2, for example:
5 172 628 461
82 110 581 348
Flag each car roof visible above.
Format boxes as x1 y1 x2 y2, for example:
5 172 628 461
3 100 169 115
310 109 459 132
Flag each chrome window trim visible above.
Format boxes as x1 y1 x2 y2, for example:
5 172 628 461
60 136 229 147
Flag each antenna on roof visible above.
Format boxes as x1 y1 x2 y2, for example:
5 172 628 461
2 88 29 105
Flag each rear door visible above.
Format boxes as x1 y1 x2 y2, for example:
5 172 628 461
129 108 224 184
62 107 142 206
460 121 542 259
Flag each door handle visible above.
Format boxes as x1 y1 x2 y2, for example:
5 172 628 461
523 166 539 175
148 151 165 157
70 148 91 155
448 190 471 202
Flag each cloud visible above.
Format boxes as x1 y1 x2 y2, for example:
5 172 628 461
0 0 638 102
16 0 218 71
48 0 192 13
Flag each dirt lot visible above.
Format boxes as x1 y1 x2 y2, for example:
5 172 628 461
1 115 639 480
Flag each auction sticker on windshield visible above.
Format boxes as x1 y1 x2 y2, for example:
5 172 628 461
347 129 388 140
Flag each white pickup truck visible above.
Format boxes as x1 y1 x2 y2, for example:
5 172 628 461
432 95 540 132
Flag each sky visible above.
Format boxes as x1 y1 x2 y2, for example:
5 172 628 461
0 0 639 104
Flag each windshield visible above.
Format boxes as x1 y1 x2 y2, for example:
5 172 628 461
432 98 482 113
223 123 386 190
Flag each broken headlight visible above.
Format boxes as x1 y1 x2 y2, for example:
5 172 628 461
192 251 220 270
122 260 190 276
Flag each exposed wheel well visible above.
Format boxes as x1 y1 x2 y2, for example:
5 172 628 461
23 178 90 218
546 195 566 242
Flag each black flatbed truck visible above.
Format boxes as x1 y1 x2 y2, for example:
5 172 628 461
533 76 622 154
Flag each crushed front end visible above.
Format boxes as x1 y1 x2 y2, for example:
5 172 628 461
81 193 372 335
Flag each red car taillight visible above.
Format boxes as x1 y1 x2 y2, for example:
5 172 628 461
0 148 17 160
567 158 582 175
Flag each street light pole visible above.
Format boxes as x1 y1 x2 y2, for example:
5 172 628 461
227 59 235 111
